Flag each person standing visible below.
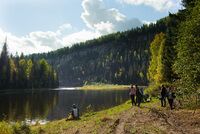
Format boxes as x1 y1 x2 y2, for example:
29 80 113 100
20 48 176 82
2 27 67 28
136 85 143 107
129 84 136 106
167 86 176 110
160 85 167 107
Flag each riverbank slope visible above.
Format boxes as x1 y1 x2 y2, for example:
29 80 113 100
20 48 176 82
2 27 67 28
30 99 200 134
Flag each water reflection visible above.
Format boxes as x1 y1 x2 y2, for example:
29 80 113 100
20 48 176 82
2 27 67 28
0 90 59 121
0 89 129 122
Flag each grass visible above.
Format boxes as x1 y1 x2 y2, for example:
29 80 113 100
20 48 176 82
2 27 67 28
31 100 132 133
80 83 129 90
0 99 167 134
0 122 31 134
31 99 160 134
0 121 13 134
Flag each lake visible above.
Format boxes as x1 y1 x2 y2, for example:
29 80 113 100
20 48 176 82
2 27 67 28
0 88 129 123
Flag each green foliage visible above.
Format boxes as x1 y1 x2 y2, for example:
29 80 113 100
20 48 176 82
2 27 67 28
0 121 13 134
182 0 197 8
145 84 160 97
0 122 32 134
0 41 10 88
0 42 59 89
173 0 200 94
148 33 166 84
146 0 200 103
12 123 31 134
145 82 172 97
162 13 181 82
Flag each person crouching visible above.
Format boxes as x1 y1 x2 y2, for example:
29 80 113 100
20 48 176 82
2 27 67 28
71 104 79 119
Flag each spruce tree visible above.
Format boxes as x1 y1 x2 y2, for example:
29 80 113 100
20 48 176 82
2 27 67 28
0 39 10 89
174 0 200 93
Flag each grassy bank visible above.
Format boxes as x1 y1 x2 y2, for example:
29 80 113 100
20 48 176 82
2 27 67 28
0 100 132 134
80 83 129 90
31 100 132 134
31 99 161 134
1 97 199 134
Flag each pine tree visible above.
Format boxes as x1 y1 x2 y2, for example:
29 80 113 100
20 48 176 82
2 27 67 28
0 39 10 89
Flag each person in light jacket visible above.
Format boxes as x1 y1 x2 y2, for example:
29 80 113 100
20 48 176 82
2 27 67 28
129 84 136 106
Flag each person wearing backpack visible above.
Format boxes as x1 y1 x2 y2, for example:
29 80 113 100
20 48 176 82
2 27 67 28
71 104 80 119
167 86 176 110
136 85 143 107
160 85 167 107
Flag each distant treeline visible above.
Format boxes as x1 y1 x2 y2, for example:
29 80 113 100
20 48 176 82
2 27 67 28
30 19 167 86
0 42 59 89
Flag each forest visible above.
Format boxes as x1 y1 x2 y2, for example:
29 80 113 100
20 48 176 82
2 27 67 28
0 41 59 89
31 18 167 86
147 0 200 97
2 0 198 95
30 0 200 99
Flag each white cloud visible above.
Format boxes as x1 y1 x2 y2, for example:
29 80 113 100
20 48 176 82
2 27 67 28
120 0 180 11
0 28 55 55
0 0 145 55
142 20 156 25
94 21 115 34
0 24 100 55
81 0 142 34
56 23 73 35
63 30 100 46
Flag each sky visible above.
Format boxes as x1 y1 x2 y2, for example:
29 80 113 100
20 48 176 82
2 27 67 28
0 0 182 55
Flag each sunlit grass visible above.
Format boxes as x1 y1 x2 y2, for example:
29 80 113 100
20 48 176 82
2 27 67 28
31 99 161 133
81 83 130 90
31 100 132 133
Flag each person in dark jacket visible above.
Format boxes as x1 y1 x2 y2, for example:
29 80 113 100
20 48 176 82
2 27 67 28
160 85 167 107
136 85 143 107
167 86 176 110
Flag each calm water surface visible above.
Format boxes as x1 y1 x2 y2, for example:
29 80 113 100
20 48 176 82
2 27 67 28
0 88 129 122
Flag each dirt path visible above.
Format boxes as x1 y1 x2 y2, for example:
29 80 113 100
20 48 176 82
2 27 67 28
114 108 135 134
40 103 200 134
112 106 200 134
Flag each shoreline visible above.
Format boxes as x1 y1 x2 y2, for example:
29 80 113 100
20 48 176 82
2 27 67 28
1 98 200 133
80 84 130 90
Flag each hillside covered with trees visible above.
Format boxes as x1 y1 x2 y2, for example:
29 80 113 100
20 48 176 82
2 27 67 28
31 19 167 86
0 41 59 89
30 0 199 97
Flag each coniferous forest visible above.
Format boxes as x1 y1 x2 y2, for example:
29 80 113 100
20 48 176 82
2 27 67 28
30 0 200 99
0 0 199 95
0 41 59 89
31 19 167 86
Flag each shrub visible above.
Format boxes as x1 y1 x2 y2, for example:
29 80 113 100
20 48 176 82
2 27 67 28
13 122 31 134
0 121 13 134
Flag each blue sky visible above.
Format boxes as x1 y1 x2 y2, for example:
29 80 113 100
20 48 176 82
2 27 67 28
0 0 182 54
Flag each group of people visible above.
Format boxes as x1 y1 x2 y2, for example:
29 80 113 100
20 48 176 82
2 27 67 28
160 85 176 110
129 84 144 107
129 84 176 110
70 84 176 121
